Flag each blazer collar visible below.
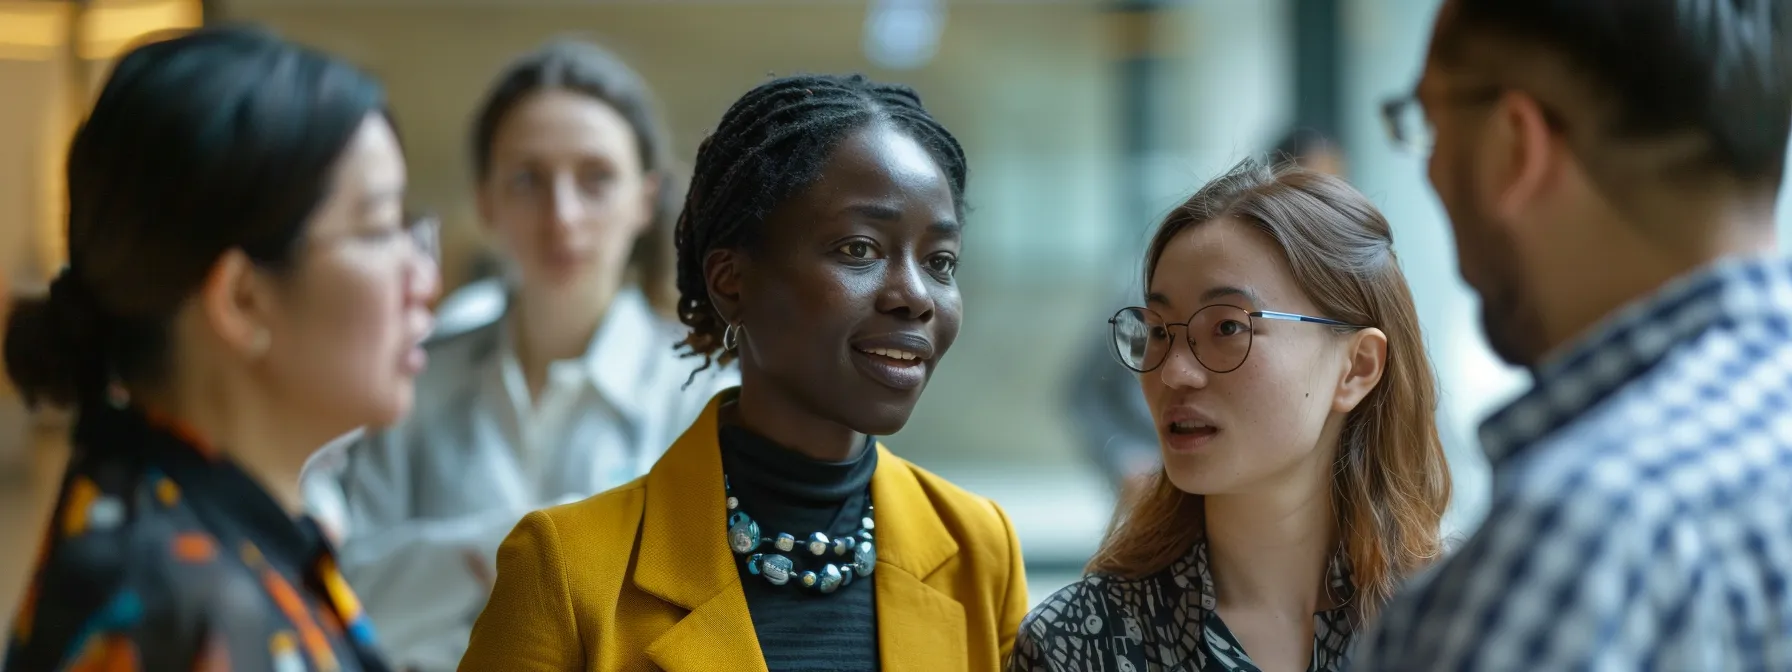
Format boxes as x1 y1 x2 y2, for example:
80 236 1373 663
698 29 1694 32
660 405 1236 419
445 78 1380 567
867 447 968 672
868 442 959 579
635 389 967 671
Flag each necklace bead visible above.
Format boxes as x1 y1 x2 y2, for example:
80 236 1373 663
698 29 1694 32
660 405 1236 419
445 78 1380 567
760 554 794 585
854 541 876 576
817 564 844 593
727 513 761 554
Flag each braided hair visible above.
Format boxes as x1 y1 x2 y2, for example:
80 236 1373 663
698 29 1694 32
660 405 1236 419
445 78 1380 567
674 74 968 380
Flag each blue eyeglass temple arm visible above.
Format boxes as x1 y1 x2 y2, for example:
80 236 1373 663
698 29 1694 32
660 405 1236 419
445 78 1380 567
1251 310 1366 329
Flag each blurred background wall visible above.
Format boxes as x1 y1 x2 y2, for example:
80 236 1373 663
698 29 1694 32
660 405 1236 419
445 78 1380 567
3 0 1791 627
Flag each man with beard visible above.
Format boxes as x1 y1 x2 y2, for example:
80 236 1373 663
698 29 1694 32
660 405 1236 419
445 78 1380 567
1352 1 1792 669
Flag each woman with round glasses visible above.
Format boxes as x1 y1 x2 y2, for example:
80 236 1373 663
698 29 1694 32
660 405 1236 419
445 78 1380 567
3 26 435 670
1011 159 1451 672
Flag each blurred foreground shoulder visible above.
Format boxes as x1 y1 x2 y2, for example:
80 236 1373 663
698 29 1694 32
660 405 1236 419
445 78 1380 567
8 481 218 670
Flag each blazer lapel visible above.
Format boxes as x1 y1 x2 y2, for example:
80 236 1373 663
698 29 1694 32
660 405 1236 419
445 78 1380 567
637 390 769 672
644 594 768 672
871 445 969 672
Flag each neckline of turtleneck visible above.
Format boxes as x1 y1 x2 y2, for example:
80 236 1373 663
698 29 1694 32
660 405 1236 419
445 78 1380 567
718 424 877 504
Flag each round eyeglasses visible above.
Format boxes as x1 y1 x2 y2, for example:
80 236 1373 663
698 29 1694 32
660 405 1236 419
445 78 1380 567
1108 305 1368 374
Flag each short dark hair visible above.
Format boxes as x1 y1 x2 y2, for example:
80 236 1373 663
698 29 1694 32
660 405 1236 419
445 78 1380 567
2 25 389 408
1440 0 1792 186
673 74 968 380
469 38 678 313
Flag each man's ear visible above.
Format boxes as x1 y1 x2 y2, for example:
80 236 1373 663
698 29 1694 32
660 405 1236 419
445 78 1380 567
704 247 744 324
1488 90 1557 223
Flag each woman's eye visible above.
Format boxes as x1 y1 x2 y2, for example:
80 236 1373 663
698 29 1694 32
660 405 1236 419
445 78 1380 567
1216 320 1249 337
579 171 614 193
838 241 873 258
928 255 958 276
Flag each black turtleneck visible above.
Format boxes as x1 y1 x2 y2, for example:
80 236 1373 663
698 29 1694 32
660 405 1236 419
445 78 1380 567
719 423 881 671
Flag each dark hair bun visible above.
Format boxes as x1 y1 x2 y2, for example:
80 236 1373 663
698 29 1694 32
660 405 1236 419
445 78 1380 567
4 275 106 408
7 26 389 410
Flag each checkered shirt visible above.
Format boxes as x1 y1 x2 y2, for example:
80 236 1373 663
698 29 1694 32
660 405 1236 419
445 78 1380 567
1350 255 1792 671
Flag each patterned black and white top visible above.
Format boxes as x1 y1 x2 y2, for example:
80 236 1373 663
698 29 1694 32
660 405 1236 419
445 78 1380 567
1009 540 1354 672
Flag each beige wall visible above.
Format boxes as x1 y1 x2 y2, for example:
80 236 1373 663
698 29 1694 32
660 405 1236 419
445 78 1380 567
223 3 1123 292
0 0 203 293
0 56 69 292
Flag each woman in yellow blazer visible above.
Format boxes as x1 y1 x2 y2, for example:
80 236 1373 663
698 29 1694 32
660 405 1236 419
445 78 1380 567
459 73 1028 672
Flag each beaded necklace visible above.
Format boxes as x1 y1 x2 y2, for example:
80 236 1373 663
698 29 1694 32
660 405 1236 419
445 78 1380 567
724 475 876 594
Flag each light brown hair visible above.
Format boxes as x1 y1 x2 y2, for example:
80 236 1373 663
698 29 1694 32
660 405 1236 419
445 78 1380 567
471 38 679 315
1086 159 1452 626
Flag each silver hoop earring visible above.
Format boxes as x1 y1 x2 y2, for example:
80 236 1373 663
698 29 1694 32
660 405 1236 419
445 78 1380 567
722 323 742 351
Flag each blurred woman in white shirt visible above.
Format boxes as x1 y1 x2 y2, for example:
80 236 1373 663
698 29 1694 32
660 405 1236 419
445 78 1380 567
300 38 734 672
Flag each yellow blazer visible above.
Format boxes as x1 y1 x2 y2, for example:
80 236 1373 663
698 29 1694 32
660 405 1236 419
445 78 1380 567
459 390 1029 672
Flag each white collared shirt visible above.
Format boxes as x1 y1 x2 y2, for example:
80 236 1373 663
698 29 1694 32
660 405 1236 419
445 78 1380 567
301 282 736 672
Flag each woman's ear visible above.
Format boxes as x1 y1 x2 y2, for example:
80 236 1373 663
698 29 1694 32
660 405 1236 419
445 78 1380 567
1332 327 1388 414
197 249 280 360
704 247 744 324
